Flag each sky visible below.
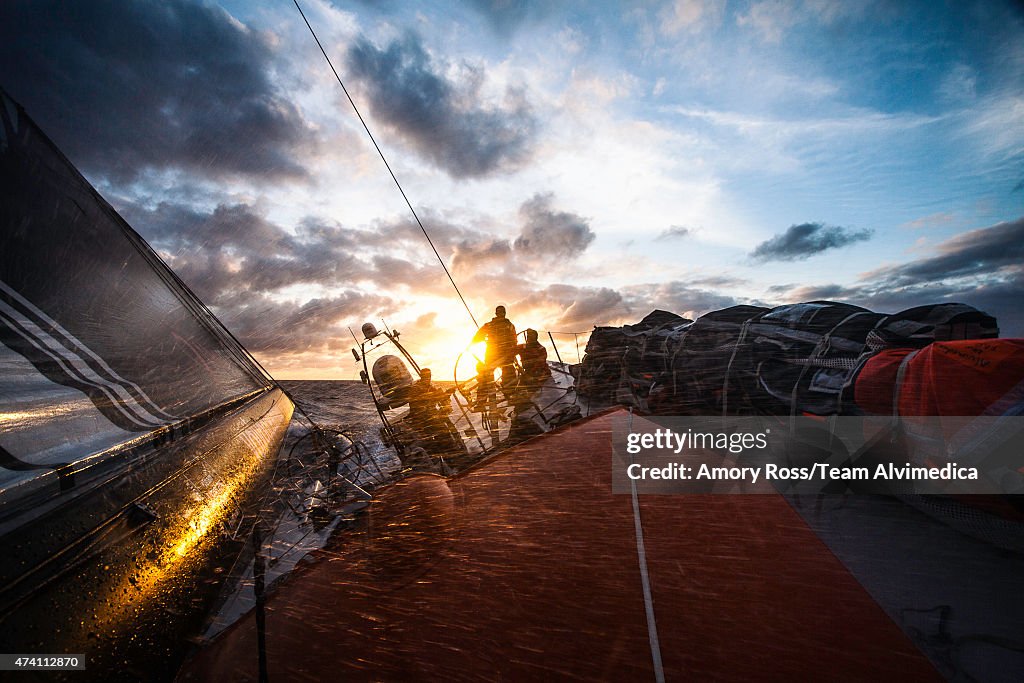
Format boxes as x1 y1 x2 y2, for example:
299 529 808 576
1 0 1022 380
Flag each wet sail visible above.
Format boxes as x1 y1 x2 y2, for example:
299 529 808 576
0 87 273 509
0 88 293 676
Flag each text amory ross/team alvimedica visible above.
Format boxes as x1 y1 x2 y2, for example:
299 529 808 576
626 462 979 483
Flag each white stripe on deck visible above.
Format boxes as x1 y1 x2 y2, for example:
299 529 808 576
628 410 665 683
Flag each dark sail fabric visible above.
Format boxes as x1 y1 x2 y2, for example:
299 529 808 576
580 301 1008 417
577 309 692 405
0 89 270 507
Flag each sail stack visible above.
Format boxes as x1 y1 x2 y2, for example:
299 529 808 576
0 89 293 674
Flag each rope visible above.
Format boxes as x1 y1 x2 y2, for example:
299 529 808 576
542 330 587 363
292 0 478 329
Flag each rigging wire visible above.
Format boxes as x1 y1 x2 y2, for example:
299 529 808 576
292 0 479 330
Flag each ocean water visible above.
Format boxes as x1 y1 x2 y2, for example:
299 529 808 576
277 379 401 477
203 380 398 636
278 379 383 437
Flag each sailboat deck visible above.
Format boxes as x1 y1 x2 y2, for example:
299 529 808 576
180 408 938 681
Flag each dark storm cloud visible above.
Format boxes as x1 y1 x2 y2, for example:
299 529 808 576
771 217 1024 336
779 276 1024 337
513 193 595 258
866 275 1024 338
119 201 438 355
127 198 467 294
750 222 874 262
857 217 1024 336
122 200 481 349
862 217 1024 287
215 290 393 354
369 254 463 297
124 202 373 303
0 0 311 181
124 192 752 358
346 33 537 178
655 225 692 241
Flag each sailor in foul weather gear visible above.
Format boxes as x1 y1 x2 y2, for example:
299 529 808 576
472 305 518 388
472 360 501 445
516 328 551 387
407 368 449 428
472 361 497 414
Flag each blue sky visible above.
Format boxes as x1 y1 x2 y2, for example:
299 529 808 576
2 0 1021 378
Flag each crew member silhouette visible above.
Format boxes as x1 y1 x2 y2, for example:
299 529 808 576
407 368 449 431
472 305 518 388
517 328 551 387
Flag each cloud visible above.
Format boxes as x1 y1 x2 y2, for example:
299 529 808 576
772 283 857 302
126 203 373 303
770 217 1024 336
623 281 744 321
902 212 957 230
123 199 469 308
123 196 753 362
449 193 594 277
346 32 537 178
553 287 625 329
0 0 312 182
687 275 749 288
513 193 595 258
464 0 553 37
735 0 798 43
862 217 1024 287
655 225 692 240
451 238 514 272
776 276 1024 338
736 0 867 43
750 222 873 261
507 279 746 333
215 290 394 355
939 63 978 102
659 0 727 35
122 195 598 359
118 200 486 359
513 285 625 331
960 92 1024 162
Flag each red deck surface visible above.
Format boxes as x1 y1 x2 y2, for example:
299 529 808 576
180 408 939 681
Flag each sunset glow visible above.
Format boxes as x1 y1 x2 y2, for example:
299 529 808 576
4 1 1021 380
